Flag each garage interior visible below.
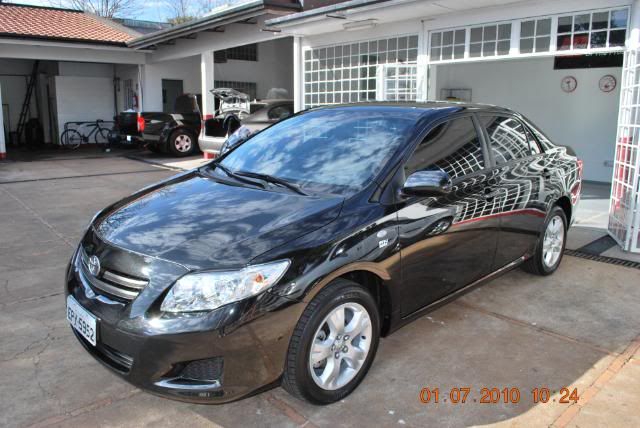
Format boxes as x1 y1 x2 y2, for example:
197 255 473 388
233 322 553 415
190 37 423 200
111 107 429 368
433 54 622 183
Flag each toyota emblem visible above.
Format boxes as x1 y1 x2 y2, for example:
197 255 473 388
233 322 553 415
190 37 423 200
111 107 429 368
88 255 101 277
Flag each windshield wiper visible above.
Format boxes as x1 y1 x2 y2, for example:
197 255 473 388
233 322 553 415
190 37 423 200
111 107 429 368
235 171 308 196
208 163 265 189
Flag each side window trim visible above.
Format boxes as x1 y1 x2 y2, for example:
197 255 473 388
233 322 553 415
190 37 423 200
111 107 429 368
403 112 490 182
471 112 494 169
521 121 546 154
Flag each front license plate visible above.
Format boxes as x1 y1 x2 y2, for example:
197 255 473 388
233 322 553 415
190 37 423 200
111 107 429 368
126 135 132 142
67 295 97 346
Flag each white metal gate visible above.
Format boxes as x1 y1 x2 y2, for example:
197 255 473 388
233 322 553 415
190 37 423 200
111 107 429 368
609 48 640 253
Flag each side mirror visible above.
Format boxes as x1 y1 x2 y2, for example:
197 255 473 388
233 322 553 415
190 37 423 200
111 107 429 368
402 170 453 197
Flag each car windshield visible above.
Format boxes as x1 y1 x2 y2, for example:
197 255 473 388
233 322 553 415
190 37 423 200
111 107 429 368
217 108 417 196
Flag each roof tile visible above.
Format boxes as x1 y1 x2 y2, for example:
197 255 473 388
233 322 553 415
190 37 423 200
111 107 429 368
0 4 135 45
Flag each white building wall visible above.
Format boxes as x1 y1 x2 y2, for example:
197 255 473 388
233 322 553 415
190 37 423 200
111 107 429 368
214 38 293 99
54 76 115 140
436 57 621 182
0 59 34 136
139 56 201 112
58 62 115 78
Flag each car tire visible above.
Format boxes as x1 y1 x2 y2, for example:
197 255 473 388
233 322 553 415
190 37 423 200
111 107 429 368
167 130 197 157
282 278 380 404
522 205 567 276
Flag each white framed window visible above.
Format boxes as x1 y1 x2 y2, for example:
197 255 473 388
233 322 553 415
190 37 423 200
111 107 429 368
430 28 466 61
469 23 511 58
380 64 418 101
303 35 419 108
520 18 552 53
556 8 628 51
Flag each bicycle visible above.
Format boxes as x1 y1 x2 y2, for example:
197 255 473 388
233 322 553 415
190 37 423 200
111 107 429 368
60 120 112 149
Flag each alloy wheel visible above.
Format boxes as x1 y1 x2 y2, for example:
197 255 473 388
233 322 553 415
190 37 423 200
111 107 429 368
542 215 564 268
309 302 372 391
174 134 192 153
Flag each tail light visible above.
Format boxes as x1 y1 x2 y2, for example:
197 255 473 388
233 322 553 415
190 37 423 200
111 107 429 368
137 113 145 133
571 159 583 205
577 159 584 179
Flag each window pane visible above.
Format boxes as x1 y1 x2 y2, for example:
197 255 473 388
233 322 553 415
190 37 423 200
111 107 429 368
611 9 628 29
470 43 482 57
405 117 484 178
481 116 532 163
484 25 497 41
521 20 535 38
557 34 572 50
558 16 572 33
470 27 483 43
592 12 609 30
574 14 590 32
536 36 551 52
574 33 589 49
497 40 510 55
483 41 496 56
443 31 454 45
409 35 419 48
431 32 442 47
498 24 511 40
442 45 453 59
537 18 551 35
455 29 466 44
591 31 607 48
454 45 465 59
520 38 534 53
609 29 626 47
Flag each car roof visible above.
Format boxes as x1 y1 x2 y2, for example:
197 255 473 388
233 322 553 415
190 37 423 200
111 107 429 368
308 101 515 118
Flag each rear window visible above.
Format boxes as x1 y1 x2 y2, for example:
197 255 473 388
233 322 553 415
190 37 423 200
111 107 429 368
250 103 267 114
175 95 198 113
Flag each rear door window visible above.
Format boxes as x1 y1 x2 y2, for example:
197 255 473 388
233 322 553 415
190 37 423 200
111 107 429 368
480 115 533 164
405 116 485 179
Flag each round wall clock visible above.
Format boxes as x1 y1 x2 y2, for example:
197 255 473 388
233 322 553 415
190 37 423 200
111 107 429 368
599 75 617 93
561 76 578 93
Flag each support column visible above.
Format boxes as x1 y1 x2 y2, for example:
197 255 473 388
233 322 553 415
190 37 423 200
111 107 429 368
293 36 303 112
608 0 640 253
137 64 145 112
201 50 216 159
0 84 6 160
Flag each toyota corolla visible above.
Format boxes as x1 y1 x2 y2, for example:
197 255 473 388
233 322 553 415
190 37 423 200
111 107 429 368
65 103 582 404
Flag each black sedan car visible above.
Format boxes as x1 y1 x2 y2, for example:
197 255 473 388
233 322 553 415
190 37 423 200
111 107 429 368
66 103 582 405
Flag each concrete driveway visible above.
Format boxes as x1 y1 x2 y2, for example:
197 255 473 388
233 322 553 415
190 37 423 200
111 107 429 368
1 155 639 428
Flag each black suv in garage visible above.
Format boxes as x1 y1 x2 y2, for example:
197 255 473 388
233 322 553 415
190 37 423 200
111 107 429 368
66 102 582 405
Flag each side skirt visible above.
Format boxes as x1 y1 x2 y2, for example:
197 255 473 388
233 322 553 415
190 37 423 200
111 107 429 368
387 256 527 334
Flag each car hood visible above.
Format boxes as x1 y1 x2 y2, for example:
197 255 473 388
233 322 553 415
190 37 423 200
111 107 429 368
93 171 343 270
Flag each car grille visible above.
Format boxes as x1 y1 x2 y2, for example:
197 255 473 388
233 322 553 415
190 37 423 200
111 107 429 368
79 247 148 301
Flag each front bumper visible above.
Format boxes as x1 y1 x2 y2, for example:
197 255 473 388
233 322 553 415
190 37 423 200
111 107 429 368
65 247 304 403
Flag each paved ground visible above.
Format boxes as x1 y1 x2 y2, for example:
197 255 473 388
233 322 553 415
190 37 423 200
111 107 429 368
1 154 639 428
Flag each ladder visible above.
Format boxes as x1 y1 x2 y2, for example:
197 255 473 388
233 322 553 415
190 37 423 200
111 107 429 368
15 60 39 143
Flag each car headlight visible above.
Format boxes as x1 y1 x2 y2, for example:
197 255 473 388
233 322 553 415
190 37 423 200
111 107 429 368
160 260 290 313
